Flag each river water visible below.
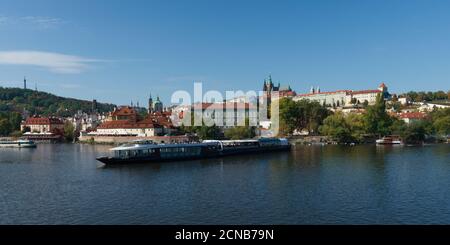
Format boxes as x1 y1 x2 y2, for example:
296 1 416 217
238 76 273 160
0 143 449 224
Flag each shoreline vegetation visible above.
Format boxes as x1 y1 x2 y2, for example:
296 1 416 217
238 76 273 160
278 94 450 145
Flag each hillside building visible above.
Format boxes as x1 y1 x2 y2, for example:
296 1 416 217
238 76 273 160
293 83 391 107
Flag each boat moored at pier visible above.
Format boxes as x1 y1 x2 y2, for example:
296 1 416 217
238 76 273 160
0 139 37 148
96 138 290 165
376 135 403 145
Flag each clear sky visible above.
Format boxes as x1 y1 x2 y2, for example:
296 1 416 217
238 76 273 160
0 0 449 106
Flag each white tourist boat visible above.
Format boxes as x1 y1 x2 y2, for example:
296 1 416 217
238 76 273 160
376 136 403 145
0 139 37 148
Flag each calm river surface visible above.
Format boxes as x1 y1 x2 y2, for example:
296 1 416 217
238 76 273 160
0 143 449 224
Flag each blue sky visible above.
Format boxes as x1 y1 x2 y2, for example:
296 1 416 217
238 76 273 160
0 0 449 106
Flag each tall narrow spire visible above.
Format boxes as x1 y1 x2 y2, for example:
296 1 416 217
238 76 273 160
148 93 154 114
23 76 27 90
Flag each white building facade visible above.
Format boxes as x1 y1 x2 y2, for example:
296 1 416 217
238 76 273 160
293 83 390 107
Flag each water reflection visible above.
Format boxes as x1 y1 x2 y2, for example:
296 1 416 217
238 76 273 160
0 143 449 224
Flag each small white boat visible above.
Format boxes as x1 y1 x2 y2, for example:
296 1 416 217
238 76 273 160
376 136 402 145
0 139 37 148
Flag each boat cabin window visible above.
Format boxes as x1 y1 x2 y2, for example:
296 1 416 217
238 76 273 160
160 146 201 158
222 141 259 147
259 138 281 147
115 148 156 158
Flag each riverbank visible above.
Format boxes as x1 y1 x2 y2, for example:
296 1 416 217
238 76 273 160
287 134 450 145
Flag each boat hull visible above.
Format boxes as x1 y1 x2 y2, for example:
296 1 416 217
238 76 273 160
0 142 37 148
97 145 291 165
376 140 402 145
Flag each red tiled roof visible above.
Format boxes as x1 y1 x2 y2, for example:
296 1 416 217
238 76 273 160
276 90 297 97
98 120 162 129
22 116 64 125
399 112 427 119
351 90 380 95
110 106 136 117
297 90 351 97
192 102 257 110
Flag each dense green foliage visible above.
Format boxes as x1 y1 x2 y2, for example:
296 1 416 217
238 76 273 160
178 112 221 140
180 123 221 140
429 108 450 136
224 119 256 140
401 121 427 144
402 90 450 102
319 112 366 143
0 87 115 117
291 93 450 144
363 93 393 136
63 121 75 142
0 111 22 136
279 98 330 136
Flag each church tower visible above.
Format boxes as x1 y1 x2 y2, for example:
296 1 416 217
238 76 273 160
92 99 98 113
154 96 163 113
148 93 153 114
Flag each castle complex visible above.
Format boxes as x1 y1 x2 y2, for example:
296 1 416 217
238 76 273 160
293 83 391 107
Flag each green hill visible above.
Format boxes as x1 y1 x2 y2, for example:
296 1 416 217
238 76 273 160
0 87 116 117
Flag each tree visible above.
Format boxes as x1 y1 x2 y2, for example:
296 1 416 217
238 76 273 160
319 112 351 143
319 112 365 143
402 122 426 144
363 93 392 136
0 87 115 117
224 118 256 140
63 121 75 142
22 126 30 133
8 112 22 132
434 90 447 101
389 118 407 135
391 94 398 102
10 130 23 138
362 100 369 108
0 111 23 136
0 118 9 136
279 98 330 136
391 102 402 111
346 113 366 142
196 124 220 140
406 91 418 102
430 108 450 136
279 98 300 135
225 126 255 140
307 101 330 134
177 110 222 140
